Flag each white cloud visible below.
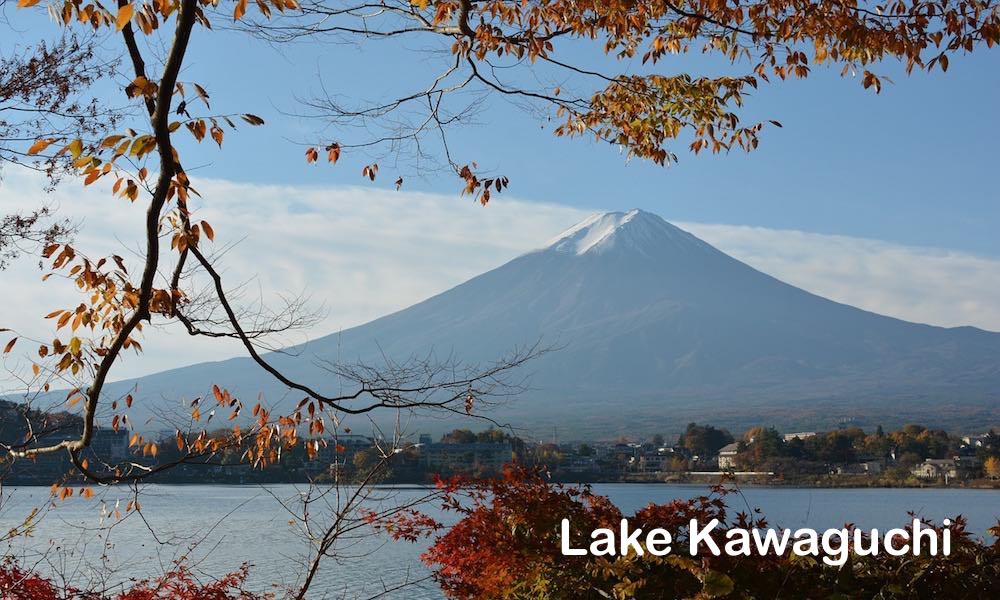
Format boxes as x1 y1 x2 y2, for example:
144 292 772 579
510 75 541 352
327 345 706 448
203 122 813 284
2 169 999 385
681 223 1000 332
0 169 589 381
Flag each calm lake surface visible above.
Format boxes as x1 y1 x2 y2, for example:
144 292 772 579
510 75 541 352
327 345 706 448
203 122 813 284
2 484 997 598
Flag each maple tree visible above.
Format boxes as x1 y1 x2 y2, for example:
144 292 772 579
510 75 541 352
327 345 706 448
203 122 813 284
376 465 1000 599
0 558 262 599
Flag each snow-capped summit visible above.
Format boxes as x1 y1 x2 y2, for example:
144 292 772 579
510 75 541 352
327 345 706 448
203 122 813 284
542 209 708 257
83 209 1000 436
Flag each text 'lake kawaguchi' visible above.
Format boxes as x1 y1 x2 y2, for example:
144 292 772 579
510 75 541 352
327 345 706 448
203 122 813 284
560 518 953 566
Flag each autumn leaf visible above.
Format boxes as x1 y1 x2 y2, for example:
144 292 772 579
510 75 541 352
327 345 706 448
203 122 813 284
305 147 319 163
3 337 17 353
66 139 83 159
26 138 57 155
210 125 224 148
116 4 134 32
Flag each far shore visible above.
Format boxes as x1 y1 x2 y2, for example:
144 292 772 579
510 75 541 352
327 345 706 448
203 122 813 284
4 479 999 490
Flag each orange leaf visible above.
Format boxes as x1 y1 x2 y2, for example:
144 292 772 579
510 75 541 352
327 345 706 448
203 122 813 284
26 138 56 155
116 4 134 31
3 338 17 353
210 126 224 148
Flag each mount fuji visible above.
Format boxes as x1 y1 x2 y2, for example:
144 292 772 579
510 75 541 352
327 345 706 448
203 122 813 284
77 210 1000 436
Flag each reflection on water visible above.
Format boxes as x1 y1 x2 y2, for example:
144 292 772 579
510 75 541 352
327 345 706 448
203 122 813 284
1 484 997 598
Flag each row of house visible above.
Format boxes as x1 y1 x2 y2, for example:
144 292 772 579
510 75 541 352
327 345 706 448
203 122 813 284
715 433 987 482
418 442 513 472
303 433 515 477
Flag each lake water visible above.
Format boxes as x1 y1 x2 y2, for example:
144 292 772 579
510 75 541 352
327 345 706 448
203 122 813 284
1 484 997 598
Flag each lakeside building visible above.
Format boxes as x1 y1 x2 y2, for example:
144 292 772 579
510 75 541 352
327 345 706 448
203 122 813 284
634 446 691 474
5 426 128 482
912 459 960 480
636 452 670 473
89 427 129 463
304 434 374 476
782 431 817 442
562 456 600 474
836 458 884 475
717 442 740 470
420 441 513 473
962 434 991 448
912 456 981 481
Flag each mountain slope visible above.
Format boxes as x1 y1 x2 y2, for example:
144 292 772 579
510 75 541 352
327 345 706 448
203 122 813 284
85 210 1000 435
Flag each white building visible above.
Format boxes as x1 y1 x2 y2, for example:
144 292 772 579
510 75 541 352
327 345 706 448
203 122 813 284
717 442 740 470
